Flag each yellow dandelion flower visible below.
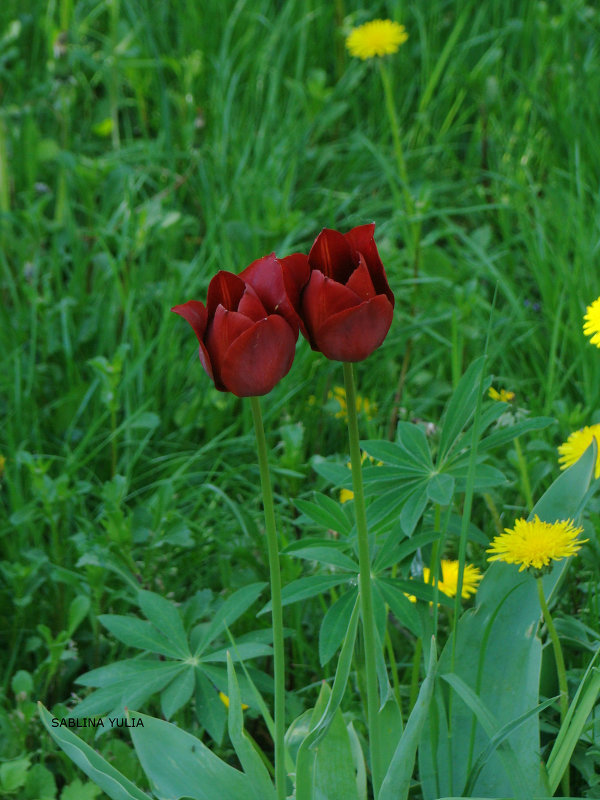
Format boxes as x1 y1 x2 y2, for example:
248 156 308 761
558 424 600 479
219 691 248 711
583 296 600 348
329 386 377 421
488 386 515 403
423 560 483 599
340 488 354 504
346 19 408 60
487 515 587 573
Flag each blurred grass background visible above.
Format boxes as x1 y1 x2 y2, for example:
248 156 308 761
2 0 600 795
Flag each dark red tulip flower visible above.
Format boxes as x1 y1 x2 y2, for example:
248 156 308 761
172 254 307 397
300 224 395 362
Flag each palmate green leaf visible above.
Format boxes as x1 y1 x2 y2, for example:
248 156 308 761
360 438 431 473
195 668 227 745
376 578 422 637
77 658 174 688
129 711 251 800
471 414 555 453
400 484 430 536
195 582 267 656
365 480 423 528
259 575 350 615
426 472 455 505
226 654 276 800
72 662 183 718
283 540 358 571
295 493 352 535
319 588 358 666
137 590 190 658
38 703 149 800
160 666 195 719
420 442 597 799
311 459 353 488
202 641 273 662
437 356 488 463
98 616 184 660
379 637 437 800
374 529 441 573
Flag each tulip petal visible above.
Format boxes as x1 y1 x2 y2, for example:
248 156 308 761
344 224 395 305
300 270 362 348
313 294 394 362
221 316 296 397
171 300 208 343
308 229 356 284
240 253 303 335
237 284 268 321
345 254 377 299
207 271 245 315
206 306 254 388
171 301 216 385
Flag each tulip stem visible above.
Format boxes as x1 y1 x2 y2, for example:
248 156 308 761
249 396 286 800
343 362 383 798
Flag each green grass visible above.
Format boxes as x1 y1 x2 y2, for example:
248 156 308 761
2 0 600 797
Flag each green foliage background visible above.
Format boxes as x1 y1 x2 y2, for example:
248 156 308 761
2 0 600 797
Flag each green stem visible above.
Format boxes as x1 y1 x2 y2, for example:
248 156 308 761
343 362 383 797
378 59 414 219
536 576 569 795
514 437 533 512
249 397 286 800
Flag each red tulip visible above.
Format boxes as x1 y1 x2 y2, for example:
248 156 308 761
172 255 302 397
300 224 394 362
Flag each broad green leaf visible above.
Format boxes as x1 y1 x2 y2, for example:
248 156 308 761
259 575 349 615
547 662 600 792
160 666 195 719
195 668 227 745
420 442 596 799
295 493 352 535
376 578 422 637
296 596 360 800
426 472 455 505
226 654 276 800
400 484 431 536
359 439 426 469
77 658 174 688
379 637 437 800
311 460 353 487
394 423 434 469
38 703 148 800
319 588 358 666
202 641 273 662
129 711 251 799
474 415 555 454
283 543 358 572
72 662 182 717
98 615 183 659
365 480 423 528
437 356 487 463
137 590 190 658
441 673 531 800
195 582 267 656
374 529 441 573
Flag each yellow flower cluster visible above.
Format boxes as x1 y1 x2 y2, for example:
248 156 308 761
329 385 377 422
346 19 408 60
487 516 586 573
583 296 600 348
558 424 600 480
406 560 482 603
488 386 515 403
